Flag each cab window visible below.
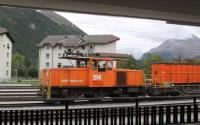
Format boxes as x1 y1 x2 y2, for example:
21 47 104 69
77 60 88 68
107 61 113 71
98 60 106 72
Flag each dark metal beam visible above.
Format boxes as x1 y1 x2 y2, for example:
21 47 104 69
0 0 200 26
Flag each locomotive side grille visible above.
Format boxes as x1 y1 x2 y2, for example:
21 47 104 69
117 71 127 86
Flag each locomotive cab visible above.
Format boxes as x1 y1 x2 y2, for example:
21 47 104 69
76 57 116 71
62 56 117 87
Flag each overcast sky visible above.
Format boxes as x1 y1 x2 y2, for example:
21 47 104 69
57 12 200 59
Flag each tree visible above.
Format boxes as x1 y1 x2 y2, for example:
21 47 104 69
171 57 181 63
12 52 26 76
143 54 163 76
183 58 197 63
28 65 38 78
12 52 38 77
171 57 199 63
117 55 136 69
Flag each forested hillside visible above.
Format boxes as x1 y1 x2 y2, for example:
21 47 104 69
0 7 84 77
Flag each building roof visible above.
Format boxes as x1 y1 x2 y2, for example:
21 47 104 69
37 35 119 47
0 28 15 43
0 28 8 34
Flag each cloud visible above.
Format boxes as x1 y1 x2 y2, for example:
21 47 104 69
56 11 200 58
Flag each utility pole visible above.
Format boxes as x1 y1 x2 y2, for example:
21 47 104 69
15 69 18 82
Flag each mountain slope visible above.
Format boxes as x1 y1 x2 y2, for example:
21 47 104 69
39 10 86 35
142 35 200 60
0 7 84 65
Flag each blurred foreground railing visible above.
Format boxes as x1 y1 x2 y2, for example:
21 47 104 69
0 97 199 124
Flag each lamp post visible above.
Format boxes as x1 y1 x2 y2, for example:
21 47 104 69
15 69 18 82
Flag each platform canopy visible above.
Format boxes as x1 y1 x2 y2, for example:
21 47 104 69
0 0 200 26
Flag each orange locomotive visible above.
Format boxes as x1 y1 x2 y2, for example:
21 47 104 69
40 56 145 99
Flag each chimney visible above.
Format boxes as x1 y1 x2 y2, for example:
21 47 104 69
81 33 84 40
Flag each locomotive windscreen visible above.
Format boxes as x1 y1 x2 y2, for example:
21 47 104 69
117 71 127 86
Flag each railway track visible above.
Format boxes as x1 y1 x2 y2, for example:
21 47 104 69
0 84 47 106
0 84 199 107
0 97 198 110
0 84 42 98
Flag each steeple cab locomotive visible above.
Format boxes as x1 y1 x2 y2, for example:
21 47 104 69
40 56 145 99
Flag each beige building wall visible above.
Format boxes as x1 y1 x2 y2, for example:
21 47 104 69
0 34 12 82
39 45 78 70
80 42 116 54
90 42 116 53
52 45 77 68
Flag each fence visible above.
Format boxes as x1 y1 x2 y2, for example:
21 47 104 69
0 97 199 125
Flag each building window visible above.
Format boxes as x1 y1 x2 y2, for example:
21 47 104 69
46 54 50 59
58 45 62 50
89 45 94 49
82 46 85 50
68 49 72 53
6 71 8 76
7 53 9 58
46 45 50 50
7 44 10 49
6 62 9 67
58 53 62 58
46 62 50 68
58 63 62 68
